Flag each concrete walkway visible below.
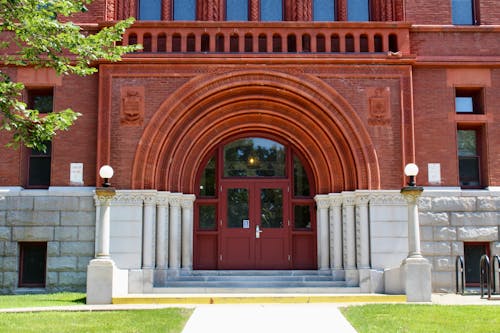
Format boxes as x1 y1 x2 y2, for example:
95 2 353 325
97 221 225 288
182 303 357 333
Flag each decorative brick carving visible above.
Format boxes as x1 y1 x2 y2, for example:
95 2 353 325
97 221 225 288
367 87 391 126
120 86 144 126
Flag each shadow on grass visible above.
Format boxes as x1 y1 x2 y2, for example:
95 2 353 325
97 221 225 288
72 296 86 304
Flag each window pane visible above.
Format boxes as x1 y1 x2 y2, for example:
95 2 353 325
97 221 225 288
29 157 51 186
227 188 249 228
224 138 285 177
459 156 480 186
313 0 335 21
260 0 282 21
260 188 283 228
347 0 369 21
227 0 248 20
199 156 216 197
294 205 312 229
19 243 47 287
199 205 216 230
174 0 196 20
456 97 473 113
293 156 310 196
457 130 476 156
452 0 473 25
139 0 162 20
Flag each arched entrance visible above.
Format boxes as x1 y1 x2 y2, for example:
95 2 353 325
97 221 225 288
194 137 316 270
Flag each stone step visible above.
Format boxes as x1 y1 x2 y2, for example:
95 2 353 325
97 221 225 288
165 275 337 282
150 287 363 294
178 270 335 277
163 280 349 288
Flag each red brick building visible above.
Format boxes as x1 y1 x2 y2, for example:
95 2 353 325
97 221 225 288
1 1 499 297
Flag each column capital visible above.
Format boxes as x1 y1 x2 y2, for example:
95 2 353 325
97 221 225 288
342 193 356 206
355 194 370 206
143 194 157 206
314 194 331 209
181 194 196 209
94 188 116 204
156 191 170 207
328 193 343 207
169 193 183 207
401 187 424 204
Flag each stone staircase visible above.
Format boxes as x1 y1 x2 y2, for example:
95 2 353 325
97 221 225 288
153 270 361 294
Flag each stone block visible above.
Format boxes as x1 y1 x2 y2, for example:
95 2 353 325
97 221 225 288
59 271 87 286
403 258 432 302
1 257 17 271
420 226 433 241
12 227 54 241
47 241 60 256
60 241 94 256
434 227 457 241
6 197 33 210
0 227 10 241
111 221 142 238
457 226 498 241
370 205 407 222
372 237 407 252
419 212 449 226
371 221 407 237
371 252 407 270
0 196 6 210
451 212 498 226
7 211 60 226
422 242 451 256
3 272 17 287
60 211 94 226
79 197 96 212
451 242 464 256
0 212 6 225
477 197 500 211
77 256 93 270
417 196 432 211
55 227 79 241
433 256 454 271
34 197 79 211
432 271 454 293
46 272 59 286
78 227 95 241
492 242 500 256
432 197 476 212
4 242 17 256
87 259 115 304
47 256 77 271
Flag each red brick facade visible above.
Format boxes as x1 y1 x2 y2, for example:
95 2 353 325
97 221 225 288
2 0 500 191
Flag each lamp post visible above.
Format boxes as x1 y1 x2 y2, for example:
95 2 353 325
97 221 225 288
400 163 432 302
95 165 116 258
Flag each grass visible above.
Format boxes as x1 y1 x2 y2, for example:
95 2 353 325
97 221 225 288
341 304 500 333
0 308 192 333
0 292 86 308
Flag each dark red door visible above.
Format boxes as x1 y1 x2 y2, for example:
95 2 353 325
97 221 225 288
219 180 290 269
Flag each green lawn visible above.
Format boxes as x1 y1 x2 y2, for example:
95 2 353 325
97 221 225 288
0 292 86 308
341 304 500 333
0 308 192 333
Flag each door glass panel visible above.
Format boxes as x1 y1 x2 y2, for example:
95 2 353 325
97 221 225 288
224 138 285 177
227 188 249 228
260 188 283 228
199 205 216 230
199 156 216 197
294 205 312 229
293 155 310 196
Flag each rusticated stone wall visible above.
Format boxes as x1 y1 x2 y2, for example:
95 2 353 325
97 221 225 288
0 188 95 294
419 190 500 292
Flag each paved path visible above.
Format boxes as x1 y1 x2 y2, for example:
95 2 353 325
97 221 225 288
181 304 357 333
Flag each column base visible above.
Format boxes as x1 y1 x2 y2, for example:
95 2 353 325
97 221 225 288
86 258 118 304
402 257 432 302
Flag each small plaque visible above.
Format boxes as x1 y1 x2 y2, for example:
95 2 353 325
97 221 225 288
428 163 441 184
70 163 84 185
242 219 250 229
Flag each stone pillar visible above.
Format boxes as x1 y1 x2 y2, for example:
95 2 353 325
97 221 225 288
342 194 356 269
181 194 196 270
329 194 343 270
87 188 116 304
168 194 182 270
156 192 170 269
142 194 156 269
401 186 432 302
356 193 370 269
314 195 330 270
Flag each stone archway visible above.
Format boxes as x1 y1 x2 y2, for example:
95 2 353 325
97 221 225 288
131 69 380 193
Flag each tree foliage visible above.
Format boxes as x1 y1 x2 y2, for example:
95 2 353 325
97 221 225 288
0 0 139 151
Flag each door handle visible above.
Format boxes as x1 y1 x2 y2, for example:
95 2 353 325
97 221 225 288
256 225 263 238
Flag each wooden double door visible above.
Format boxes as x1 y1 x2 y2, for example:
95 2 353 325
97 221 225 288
219 180 290 269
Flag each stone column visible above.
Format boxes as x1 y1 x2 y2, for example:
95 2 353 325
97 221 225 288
401 186 432 302
168 193 182 270
181 194 196 270
94 188 116 258
142 194 156 269
329 194 343 271
356 193 370 269
314 195 330 270
156 192 170 269
342 194 356 270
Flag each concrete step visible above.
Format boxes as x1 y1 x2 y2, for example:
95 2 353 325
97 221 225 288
164 280 349 288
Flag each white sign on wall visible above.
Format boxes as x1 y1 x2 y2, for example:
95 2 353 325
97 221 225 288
70 163 84 185
428 163 441 185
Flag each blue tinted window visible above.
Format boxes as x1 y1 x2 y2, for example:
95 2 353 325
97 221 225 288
260 0 282 21
313 0 335 21
452 0 474 25
174 0 196 20
227 0 248 20
139 0 161 20
347 0 369 21
456 97 473 113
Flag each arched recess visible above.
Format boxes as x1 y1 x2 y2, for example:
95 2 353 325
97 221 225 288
131 70 380 194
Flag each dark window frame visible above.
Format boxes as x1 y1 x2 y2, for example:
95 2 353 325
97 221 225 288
27 142 52 189
18 242 47 288
28 87 54 114
455 87 484 114
457 126 486 189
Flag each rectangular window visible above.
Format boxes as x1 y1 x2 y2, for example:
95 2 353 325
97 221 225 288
464 242 489 286
28 142 51 188
227 0 248 20
313 0 335 21
452 0 478 25
260 0 282 21
198 205 217 230
19 242 47 288
28 88 53 113
347 0 369 21
174 0 196 20
139 0 162 20
455 88 483 114
457 129 482 187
